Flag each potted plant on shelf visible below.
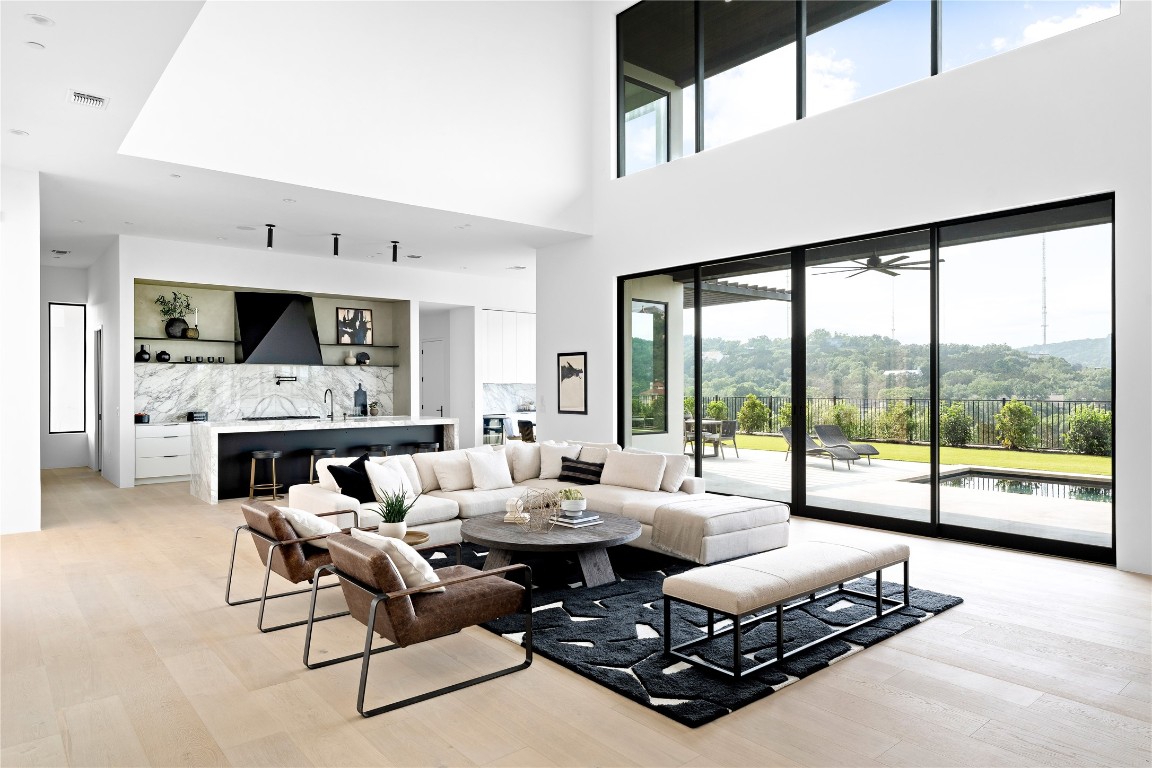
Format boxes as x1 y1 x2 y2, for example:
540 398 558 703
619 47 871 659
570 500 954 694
557 487 586 514
368 401 381 416
155 291 196 338
369 488 421 539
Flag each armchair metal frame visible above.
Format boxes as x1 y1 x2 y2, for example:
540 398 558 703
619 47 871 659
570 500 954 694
302 556 533 718
225 508 360 633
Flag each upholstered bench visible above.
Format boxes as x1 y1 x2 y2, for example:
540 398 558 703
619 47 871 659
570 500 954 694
662 540 910 678
621 494 790 565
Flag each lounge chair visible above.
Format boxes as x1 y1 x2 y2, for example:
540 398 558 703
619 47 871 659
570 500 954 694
814 424 880 465
780 427 859 470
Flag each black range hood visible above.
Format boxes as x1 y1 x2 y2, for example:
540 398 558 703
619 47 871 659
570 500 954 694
235 292 323 365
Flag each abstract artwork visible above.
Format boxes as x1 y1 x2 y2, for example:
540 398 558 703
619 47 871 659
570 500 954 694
336 307 373 345
557 352 587 414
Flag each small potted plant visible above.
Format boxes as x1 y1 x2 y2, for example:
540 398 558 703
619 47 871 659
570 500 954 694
155 291 195 338
369 488 421 539
557 487 586 514
368 401 381 416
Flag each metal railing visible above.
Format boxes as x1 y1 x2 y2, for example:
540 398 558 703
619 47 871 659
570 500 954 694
656 395 1112 451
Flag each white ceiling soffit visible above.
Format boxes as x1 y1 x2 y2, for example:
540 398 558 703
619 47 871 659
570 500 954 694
120 1 595 237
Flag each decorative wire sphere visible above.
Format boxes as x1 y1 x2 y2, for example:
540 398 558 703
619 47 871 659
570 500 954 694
516 488 558 533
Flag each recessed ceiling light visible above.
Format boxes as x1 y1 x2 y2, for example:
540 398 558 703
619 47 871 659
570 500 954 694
407 254 422 259
8 129 29 136
50 249 70 255
25 13 55 26
123 221 134 225
70 219 83 224
455 224 472 230
216 237 227 240
282 198 296 204
169 173 181 178
236 225 256 231
24 41 45 50
507 266 526 270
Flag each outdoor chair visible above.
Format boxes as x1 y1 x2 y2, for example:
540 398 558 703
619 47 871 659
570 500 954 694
519 420 536 442
684 421 719 457
780 427 860 470
303 533 533 717
814 424 880 465
716 419 740 458
225 501 358 632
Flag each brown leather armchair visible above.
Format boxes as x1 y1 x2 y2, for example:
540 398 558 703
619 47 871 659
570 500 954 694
303 532 533 717
225 501 357 632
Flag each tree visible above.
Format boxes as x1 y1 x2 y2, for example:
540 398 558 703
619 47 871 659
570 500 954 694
1063 405 1112 456
828 402 860 438
737 394 770 434
705 399 728 420
940 402 974 447
994 398 1039 450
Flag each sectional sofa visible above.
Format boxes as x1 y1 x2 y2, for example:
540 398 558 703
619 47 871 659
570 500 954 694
286 440 789 564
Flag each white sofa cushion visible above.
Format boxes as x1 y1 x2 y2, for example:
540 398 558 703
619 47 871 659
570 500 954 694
467 448 514 490
576 444 620 464
506 441 542 482
658 454 692 493
385 494 459 527
277 506 340 549
428 486 525 518
316 456 358 492
601 450 667 492
433 450 474 492
349 528 445 593
371 454 421 495
580 484 685 515
539 443 580 479
364 459 414 500
412 451 442 492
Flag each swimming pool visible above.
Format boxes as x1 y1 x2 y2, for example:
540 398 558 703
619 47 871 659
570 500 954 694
935 471 1112 503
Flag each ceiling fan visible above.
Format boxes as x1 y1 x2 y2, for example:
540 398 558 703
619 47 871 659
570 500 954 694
815 252 933 277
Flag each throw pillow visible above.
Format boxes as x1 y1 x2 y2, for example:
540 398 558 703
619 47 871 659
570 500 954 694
315 456 357 492
576 445 618 464
371 454 422 494
328 456 376 503
364 459 414 501
349 528 445 593
659 454 693 493
509 442 541 482
467 449 514 490
411 452 441 492
433 450 475 492
600 450 667 492
539 443 581 479
278 506 340 550
557 457 604 485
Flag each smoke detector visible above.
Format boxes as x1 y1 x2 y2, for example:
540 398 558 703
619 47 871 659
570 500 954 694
69 90 108 110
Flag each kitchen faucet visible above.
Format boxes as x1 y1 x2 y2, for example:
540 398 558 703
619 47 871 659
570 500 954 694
323 389 334 421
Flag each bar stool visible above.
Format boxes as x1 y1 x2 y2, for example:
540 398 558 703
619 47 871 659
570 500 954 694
415 442 439 453
249 450 283 501
366 444 392 457
308 448 337 484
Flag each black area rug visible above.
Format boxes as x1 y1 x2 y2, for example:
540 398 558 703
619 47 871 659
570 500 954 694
423 544 963 728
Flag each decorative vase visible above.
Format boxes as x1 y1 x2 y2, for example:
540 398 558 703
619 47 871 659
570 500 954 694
184 325 199 340
164 317 189 338
368 406 379 416
377 521 407 539
134 344 151 362
156 350 171 363
344 353 357 365
560 499 587 514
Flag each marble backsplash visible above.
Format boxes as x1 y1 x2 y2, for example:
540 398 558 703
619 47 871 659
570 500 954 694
483 383 536 415
135 363 394 423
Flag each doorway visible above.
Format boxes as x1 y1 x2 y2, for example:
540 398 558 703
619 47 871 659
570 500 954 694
420 339 447 419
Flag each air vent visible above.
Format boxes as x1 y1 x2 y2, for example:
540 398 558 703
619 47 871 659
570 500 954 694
69 90 108 110
50 249 71 255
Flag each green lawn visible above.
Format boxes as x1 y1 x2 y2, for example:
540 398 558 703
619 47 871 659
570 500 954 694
735 434 1112 476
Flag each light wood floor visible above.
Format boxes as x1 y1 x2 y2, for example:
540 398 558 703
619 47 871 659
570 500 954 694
3 468 1149 767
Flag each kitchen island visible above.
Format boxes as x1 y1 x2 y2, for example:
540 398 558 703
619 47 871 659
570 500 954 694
190 416 458 504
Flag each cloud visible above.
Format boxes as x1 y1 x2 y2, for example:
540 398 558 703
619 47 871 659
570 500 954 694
1015 3 1118 47
991 36 1009 52
806 49 858 116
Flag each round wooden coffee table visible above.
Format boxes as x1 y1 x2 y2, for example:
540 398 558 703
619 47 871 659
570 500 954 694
460 511 641 587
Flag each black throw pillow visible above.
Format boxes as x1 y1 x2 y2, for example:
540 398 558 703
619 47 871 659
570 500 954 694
329 455 375 503
557 456 604 485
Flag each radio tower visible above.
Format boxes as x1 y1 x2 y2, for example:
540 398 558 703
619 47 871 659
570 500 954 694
1040 235 1048 349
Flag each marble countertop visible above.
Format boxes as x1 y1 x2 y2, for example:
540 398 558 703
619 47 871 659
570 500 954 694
189 416 458 433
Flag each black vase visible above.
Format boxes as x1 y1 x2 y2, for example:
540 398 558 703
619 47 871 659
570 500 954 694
156 350 171 363
134 344 151 362
165 317 189 338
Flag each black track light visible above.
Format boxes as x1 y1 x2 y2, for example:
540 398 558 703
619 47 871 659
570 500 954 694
266 224 275 249
391 240 399 263
332 233 340 257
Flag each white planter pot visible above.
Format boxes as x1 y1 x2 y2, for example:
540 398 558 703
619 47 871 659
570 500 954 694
560 499 586 514
377 521 407 539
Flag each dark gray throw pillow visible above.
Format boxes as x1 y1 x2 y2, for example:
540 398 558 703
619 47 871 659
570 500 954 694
557 457 604 485
328 454 375 503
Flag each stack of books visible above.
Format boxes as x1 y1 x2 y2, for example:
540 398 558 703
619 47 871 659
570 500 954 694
549 509 601 528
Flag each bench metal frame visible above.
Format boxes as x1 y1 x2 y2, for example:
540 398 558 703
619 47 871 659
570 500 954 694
663 559 909 679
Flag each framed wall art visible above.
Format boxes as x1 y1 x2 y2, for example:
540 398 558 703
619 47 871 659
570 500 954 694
557 352 587 414
336 307 373 345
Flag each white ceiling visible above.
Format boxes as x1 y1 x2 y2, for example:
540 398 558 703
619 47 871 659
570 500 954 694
1 1 591 276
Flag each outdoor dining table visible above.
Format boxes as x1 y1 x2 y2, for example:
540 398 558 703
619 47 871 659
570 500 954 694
684 419 723 456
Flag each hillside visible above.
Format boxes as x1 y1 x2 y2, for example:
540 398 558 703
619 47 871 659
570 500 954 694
1018 335 1111 369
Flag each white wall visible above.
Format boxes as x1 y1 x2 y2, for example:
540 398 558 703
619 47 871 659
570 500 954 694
449 307 481 448
537 5 1151 573
122 1 594 234
40 267 91 469
1 167 42 533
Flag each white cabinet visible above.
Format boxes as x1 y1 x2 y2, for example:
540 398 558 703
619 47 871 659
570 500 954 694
135 423 192 483
481 310 535 383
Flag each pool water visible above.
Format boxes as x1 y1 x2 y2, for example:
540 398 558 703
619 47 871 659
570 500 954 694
939 472 1112 503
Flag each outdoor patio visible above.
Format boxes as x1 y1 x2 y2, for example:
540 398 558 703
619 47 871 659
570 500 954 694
697 445 1111 547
